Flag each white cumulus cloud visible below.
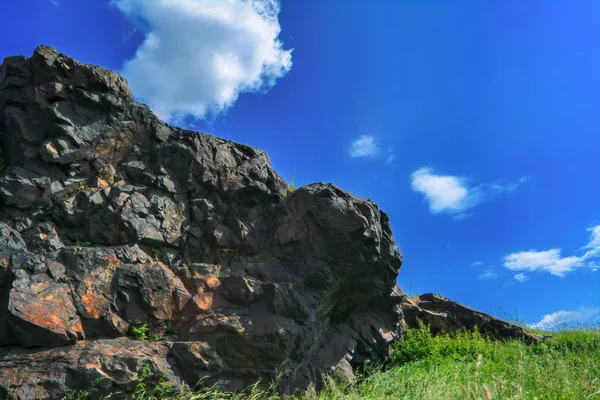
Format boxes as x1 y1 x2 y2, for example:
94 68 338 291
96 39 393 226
503 225 600 277
529 308 600 331
112 0 293 122
410 167 528 218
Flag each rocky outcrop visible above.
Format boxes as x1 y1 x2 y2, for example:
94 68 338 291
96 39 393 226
400 294 543 344
0 46 403 398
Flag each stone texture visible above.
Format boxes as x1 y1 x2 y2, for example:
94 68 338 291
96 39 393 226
0 339 183 400
0 46 404 398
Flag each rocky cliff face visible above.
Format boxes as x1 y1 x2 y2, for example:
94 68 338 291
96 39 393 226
0 46 404 399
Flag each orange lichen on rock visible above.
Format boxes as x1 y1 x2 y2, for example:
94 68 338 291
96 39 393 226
17 298 83 336
204 275 221 289
81 291 105 319
192 293 214 312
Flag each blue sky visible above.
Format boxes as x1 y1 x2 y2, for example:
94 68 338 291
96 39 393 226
1 0 598 330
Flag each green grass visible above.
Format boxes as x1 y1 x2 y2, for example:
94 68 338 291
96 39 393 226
338 322 600 400
61 322 600 400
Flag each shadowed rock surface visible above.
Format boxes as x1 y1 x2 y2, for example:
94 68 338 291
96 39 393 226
0 46 404 399
400 293 544 344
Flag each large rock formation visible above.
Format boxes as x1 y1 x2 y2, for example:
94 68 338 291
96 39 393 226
0 46 404 398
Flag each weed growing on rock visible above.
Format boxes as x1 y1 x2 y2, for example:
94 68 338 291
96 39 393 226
151 247 162 262
165 320 179 339
128 322 150 341
61 377 107 400
287 172 298 194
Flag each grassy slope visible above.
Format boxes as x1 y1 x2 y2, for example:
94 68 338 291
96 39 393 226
63 323 600 400
318 324 600 400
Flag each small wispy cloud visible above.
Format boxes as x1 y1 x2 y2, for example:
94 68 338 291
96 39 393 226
479 270 499 280
385 153 395 164
487 176 530 195
513 273 529 283
529 308 600 330
503 225 600 277
472 261 498 280
410 167 528 218
582 225 600 257
348 135 394 163
349 135 379 158
48 0 59 5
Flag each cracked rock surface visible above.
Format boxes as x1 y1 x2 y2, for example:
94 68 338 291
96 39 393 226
0 46 404 399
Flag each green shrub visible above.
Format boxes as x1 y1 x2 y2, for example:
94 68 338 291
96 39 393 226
389 320 489 367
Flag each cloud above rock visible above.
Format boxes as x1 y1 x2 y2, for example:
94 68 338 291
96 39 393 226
112 0 293 122
349 135 379 158
410 167 528 218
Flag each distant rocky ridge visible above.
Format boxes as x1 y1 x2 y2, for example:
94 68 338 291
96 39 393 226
400 293 544 344
0 46 542 400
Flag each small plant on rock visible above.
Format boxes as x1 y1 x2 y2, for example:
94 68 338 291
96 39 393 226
165 320 179 339
151 247 162 262
128 322 149 341
287 172 298 194
150 333 162 342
